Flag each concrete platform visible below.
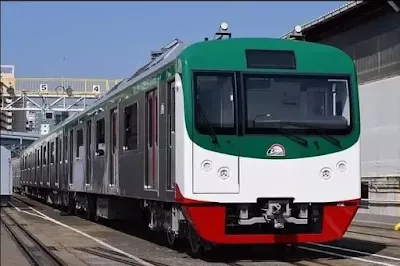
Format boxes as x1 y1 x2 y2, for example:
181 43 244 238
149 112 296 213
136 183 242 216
0 221 31 266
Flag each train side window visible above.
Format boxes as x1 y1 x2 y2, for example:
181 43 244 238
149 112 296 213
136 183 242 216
63 134 68 160
147 97 153 148
76 129 83 159
124 103 138 150
50 142 55 164
37 149 40 166
95 118 106 156
43 145 47 165
57 137 61 163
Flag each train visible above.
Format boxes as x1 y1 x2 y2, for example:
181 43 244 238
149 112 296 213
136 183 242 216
14 23 361 256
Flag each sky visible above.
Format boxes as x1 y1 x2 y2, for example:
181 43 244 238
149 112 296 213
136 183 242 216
1 1 346 79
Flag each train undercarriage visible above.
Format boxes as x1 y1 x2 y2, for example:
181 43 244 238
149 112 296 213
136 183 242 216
18 185 359 257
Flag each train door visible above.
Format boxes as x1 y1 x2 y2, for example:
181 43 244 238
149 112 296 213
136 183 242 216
145 89 159 192
36 149 41 186
69 129 74 186
166 81 175 191
63 134 68 189
109 108 118 186
55 137 60 187
48 142 51 186
86 120 92 185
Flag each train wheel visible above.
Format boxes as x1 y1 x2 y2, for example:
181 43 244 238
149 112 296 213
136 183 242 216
86 209 94 221
188 225 204 258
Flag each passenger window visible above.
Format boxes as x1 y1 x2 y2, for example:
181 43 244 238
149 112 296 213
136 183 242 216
124 103 139 150
43 146 47 165
147 97 153 148
95 118 106 156
76 129 83 158
50 142 55 164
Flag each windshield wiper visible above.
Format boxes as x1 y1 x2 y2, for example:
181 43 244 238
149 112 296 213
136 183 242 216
252 114 308 147
278 129 309 147
195 101 219 146
276 121 341 148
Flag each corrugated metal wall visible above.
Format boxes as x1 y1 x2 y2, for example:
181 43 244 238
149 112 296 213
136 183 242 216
319 11 400 84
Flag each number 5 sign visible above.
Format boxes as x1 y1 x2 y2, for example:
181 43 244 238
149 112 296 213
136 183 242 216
40 84 48 92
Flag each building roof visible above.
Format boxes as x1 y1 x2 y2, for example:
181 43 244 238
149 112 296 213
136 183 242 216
280 1 366 39
281 1 400 40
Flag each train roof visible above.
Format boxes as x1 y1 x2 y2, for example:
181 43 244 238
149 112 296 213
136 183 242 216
23 36 353 150
26 39 187 147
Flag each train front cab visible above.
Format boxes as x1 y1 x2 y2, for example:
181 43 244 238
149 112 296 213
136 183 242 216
175 38 361 245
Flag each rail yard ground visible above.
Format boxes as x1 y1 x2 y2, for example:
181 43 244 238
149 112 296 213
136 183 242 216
1 194 399 266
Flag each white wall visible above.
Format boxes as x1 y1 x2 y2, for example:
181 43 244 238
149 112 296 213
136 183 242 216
1 146 12 196
360 75 400 178
358 75 400 217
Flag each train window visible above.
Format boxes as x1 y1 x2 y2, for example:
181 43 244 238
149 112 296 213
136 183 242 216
147 97 153 148
243 74 351 134
50 142 55 164
63 134 68 159
124 103 138 150
96 118 106 156
76 129 83 158
43 145 47 165
56 137 61 163
194 72 236 135
37 149 40 166
111 108 117 151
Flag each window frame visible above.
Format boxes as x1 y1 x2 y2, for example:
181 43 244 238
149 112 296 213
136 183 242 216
192 71 237 136
123 102 139 151
95 117 106 157
242 72 354 136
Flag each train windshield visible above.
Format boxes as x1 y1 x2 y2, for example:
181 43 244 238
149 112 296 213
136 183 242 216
244 74 352 135
194 72 236 135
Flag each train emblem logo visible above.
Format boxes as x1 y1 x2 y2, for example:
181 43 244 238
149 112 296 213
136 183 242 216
266 144 285 157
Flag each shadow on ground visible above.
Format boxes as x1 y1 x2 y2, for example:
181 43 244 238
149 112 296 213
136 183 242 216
12 194 389 264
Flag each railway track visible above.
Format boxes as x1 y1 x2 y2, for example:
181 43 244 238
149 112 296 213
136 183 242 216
8 194 400 266
1 208 67 266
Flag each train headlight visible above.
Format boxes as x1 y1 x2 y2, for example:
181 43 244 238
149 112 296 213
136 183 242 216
320 167 332 180
220 22 229 31
217 167 230 180
294 25 302 33
201 160 212 172
336 161 347 172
